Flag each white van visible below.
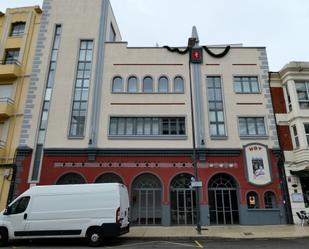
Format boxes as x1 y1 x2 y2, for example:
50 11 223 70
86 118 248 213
0 183 130 247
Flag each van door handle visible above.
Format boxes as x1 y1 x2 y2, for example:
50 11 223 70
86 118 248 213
24 213 27 220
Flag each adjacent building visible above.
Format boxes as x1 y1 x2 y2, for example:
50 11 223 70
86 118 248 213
10 0 289 226
0 6 41 209
270 62 309 223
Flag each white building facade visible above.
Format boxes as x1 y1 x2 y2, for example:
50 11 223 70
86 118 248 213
13 0 289 226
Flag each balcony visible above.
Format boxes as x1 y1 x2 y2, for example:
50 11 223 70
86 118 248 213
0 140 6 150
0 60 22 81
0 98 15 121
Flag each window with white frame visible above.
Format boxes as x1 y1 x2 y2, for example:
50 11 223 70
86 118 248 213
112 76 123 92
143 77 153 93
207 76 226 136
127 76 138 92
292 125 299 148
109 117 185 136
69 40 93 137
158 76 168 93
296 81 309 109
285 85 292 112
304 124 309 146
174 76 184 93
234 76 259 93
238 117 266 136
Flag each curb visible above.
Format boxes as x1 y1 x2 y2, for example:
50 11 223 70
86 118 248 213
121 235 309 241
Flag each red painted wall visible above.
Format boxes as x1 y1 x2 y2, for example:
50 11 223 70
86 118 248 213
17 150 282 209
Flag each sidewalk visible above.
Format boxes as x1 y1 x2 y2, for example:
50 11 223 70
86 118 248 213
123 225 309 240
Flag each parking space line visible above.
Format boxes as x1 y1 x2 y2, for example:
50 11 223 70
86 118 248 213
165 241 200 248
194 240 204 248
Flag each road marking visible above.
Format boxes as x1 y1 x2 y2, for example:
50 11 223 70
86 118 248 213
105 240 200 248
194 240 204 248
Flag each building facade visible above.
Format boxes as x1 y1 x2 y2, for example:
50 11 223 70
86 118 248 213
13 0 288 226
0 6 41 209
270 62 309 224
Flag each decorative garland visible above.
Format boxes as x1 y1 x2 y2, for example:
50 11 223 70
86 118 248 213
202 45 230 58
163 46 190 54
163 45 231 58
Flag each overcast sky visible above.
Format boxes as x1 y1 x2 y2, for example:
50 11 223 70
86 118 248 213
1 0 308 71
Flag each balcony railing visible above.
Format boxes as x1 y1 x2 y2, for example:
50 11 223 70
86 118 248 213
0 97 15 105
0 140 6 149
0 59 22 66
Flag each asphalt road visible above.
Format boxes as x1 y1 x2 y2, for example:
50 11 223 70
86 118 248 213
3 237 309 248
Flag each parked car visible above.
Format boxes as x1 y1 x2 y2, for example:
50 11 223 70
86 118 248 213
0 183 130 247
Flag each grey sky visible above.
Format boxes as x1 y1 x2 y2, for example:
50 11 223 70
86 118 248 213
1 0 308 71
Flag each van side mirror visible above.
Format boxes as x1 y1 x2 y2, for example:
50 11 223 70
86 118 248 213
3 206 11 215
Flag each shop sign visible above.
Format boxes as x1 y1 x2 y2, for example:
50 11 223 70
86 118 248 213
291 193 304 202
244 143 272 185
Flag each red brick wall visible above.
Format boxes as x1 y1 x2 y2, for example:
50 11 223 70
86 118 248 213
277 125 293 151
271 87 287 114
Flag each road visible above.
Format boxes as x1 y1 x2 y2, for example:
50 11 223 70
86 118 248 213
3 237 309 248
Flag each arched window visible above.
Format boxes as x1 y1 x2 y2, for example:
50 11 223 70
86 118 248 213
112 76 123 92
264 191 277 208
174 76 184 93
95 173 123 184
56 172 86 185
128 76 138 92
132 173 162 225
247 191 259 209
143 76 153 93
158 76 168 93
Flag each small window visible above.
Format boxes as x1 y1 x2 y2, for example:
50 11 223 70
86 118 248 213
234 76 259 93
128 76 138 92
174 76 184 93
158 76 168 93
296 81 309 109
4 49 20 65
292 125 299 148
239 117 266 136
143 77 153 93
247 191 259 209
305 124 309 146
285 85 292 112
264 191 276 208
112 76 123 93
9 196 30 214
10 22 26 37
109 23 116 42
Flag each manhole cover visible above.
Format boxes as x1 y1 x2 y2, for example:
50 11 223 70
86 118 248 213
243 232 254 236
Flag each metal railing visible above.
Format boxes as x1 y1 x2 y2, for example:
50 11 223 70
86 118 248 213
0 59 22 67
0 97 15 105
0 140 6 149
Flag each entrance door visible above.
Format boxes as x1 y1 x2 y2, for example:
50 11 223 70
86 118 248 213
208 174 239 225
132 174 162 225
170 173 196 225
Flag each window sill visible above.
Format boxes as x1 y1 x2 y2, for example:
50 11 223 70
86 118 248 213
111 92 185 95
235 92 261 94
247 208 280 211
210 136 228 140
67 136 85 140
240 135 269 140
108 135 187 140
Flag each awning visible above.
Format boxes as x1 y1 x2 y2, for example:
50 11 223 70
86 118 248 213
290 169 309 177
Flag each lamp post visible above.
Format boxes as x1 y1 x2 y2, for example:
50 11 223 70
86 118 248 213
188 36 202 234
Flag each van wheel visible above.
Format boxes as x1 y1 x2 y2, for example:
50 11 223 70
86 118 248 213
87 228 103 247
0 229 8 247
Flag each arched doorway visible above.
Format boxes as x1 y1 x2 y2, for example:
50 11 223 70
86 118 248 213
208 173 239 225
95 173 123 184
56 172 86 185
170 173 196 225
131 173 162 225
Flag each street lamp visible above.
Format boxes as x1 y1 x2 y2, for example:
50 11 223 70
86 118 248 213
187 35 202 234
